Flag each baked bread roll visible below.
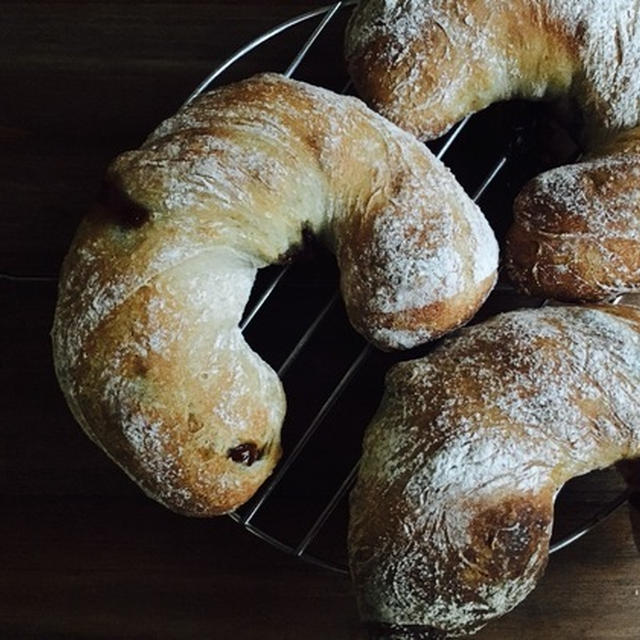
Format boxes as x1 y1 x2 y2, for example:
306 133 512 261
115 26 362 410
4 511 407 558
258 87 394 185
506 125 640 301
345 0 640 302
349 304 640 638
52 73 497 516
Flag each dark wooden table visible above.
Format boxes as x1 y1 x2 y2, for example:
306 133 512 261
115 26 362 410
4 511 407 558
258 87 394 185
2 3 639 638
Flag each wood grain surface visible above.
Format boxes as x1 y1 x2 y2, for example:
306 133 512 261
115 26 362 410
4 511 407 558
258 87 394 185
1 2 639 639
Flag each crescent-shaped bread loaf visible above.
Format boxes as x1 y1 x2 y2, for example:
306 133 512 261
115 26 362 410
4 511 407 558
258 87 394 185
345 0 640 302
349 304 640 638
52 73 497 516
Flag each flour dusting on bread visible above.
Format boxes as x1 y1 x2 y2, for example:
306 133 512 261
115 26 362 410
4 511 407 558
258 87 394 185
350 305 640 636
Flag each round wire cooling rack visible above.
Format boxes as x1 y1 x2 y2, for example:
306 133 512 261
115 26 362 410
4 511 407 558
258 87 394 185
9 1 635 574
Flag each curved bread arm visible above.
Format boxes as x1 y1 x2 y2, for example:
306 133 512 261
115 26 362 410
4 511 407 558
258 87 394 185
349 304 640 637
52 74 497 516
506 126 640 301
346 0 640 142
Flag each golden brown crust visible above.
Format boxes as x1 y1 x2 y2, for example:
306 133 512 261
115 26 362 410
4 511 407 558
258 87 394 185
52 74 498 516
506 128 640 301
345 0 579 141
59 239 284 516
349 304 640 637
347 273 497 351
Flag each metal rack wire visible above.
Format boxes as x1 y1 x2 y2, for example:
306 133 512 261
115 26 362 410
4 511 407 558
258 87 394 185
9 1 632 575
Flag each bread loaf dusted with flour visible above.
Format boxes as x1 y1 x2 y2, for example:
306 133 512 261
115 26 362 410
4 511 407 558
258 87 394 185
52 73 497 516
346 0 640 302
349 304 640 638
